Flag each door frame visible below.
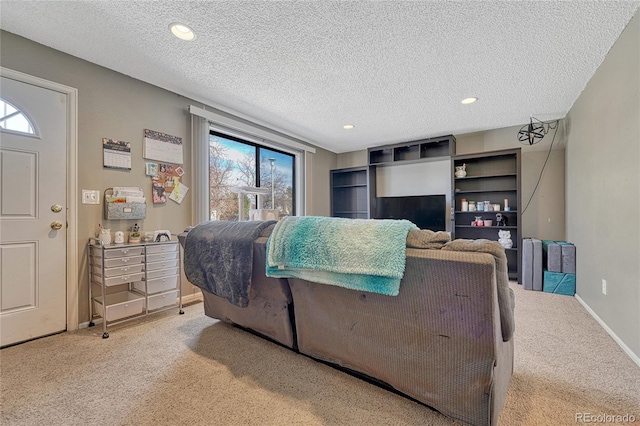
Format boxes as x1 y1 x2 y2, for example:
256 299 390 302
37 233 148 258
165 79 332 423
1 67 79 332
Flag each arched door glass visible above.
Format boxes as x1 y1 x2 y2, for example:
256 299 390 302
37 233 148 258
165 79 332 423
0 98 36 135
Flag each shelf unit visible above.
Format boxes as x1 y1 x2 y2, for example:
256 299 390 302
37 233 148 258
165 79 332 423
452 148 522 282
330 166 371 219
368 135 456 220
331 136 456 221
88 239 184 338
368 135 456 166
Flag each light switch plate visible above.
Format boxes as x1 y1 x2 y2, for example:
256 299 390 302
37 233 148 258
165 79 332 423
82 189 100 205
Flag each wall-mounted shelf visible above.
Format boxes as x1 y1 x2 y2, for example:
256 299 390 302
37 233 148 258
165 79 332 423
368 135 456 166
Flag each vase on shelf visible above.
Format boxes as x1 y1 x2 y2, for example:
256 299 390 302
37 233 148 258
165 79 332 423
455 164 467 178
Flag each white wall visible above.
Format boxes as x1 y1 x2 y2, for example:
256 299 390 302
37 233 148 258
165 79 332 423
375 160 452 230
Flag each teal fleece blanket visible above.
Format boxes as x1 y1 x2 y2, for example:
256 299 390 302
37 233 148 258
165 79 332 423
266 216 417 296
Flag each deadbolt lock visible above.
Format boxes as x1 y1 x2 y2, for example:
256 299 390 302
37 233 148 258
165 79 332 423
51 204 63 213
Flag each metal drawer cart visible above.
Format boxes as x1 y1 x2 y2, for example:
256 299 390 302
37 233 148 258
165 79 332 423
88 238 184 338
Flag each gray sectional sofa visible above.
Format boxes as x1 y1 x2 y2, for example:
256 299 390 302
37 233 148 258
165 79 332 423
179 225 514 426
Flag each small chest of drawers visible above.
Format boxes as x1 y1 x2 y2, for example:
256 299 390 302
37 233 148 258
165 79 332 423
88 239 183 338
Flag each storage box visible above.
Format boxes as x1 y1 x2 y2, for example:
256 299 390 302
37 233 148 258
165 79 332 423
146 259 179 270
145 267 178 280
93 291 145 321
146 243 179 255
91 263 144 278
522 238 543 291
146 290 179 311
561 244 576 274
91 246 144 258
543 270 576 296
147 251 178 263
93 255 145 268
92 271 145 287
542 240 562 273
103 188 146 220
133 275 178 294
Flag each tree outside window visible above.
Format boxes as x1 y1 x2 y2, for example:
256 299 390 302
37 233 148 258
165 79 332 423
208 133 294 220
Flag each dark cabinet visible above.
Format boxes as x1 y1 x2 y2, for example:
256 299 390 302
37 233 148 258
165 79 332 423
452 148 522 282
330 166 370 219
368 135 456 165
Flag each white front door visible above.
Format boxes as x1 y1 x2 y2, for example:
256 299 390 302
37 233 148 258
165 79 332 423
0 75 68 347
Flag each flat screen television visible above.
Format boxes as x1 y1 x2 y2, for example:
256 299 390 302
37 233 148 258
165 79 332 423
374 194 446 231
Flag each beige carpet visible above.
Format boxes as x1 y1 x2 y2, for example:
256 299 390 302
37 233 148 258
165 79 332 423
1 283 638 426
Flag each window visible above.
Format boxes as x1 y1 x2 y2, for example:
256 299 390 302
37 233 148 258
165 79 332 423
0 98 36 135
209 131 295 221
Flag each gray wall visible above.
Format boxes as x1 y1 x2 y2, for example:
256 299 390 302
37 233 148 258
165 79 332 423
337 124 566 240
565 12 639 358
1 31 335 323
456 125 566 241
306 149 338 217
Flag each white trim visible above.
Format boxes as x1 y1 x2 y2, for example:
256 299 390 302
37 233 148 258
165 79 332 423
191 105 309 218
0 67 79 332
189 105 316 154
191 115 209 224
575 293 640 368
181 293 203 305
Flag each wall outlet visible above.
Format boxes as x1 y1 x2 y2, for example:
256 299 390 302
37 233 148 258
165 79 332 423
602 279 607 295
82 189 100 205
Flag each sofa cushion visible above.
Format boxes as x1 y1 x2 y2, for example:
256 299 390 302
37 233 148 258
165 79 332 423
443 238 515 342
406 229 450 249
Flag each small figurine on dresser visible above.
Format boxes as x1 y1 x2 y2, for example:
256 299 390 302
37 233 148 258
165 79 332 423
498 229 513 249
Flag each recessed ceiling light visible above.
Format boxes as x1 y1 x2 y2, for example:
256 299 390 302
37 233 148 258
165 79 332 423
343 124 355 130
170 23 196 41
461 97 478 105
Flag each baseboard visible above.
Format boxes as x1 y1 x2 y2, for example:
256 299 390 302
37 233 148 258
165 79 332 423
181 293 204 305
575 294 640 368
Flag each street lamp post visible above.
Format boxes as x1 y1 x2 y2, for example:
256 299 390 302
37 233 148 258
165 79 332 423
268 158 276 209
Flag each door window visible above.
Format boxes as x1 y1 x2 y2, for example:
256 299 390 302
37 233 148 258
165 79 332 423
0 98 36 135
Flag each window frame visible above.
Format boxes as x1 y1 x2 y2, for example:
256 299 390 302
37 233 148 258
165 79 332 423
190 105 314 224
0 97 38 137
208 129 298 219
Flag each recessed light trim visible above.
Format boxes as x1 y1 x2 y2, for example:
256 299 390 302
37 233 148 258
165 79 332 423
461 97 478 105
170 23 196 41
343 124 355 130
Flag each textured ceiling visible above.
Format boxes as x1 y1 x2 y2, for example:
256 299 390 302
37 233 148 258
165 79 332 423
1 1 638 153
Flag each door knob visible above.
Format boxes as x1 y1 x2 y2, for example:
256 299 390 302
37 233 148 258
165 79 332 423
51 204 63 213
51 221 63 230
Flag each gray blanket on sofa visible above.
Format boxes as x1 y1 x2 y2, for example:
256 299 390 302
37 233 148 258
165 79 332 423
184 220 277 307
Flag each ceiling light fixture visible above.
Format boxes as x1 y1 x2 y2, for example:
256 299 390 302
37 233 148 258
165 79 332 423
343 124 355 130
517 116 559 145
169 23 196 41
461 97 478 105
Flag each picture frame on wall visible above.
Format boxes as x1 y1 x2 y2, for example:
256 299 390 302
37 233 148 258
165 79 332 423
145 162 158 176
